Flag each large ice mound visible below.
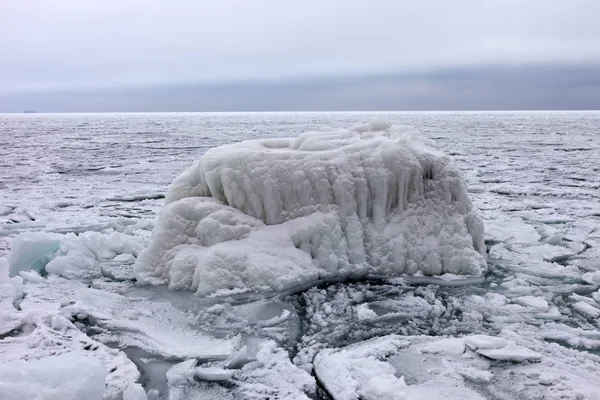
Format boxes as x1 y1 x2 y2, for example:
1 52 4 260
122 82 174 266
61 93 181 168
134 122 486 296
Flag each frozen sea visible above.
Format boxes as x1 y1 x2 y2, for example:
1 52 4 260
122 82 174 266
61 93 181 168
1 111 600 400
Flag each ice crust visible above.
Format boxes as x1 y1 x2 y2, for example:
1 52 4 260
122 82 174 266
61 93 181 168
135 123 486 295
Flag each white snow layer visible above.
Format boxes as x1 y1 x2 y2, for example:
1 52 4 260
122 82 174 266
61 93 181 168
0 352 106 400
134 123 486 295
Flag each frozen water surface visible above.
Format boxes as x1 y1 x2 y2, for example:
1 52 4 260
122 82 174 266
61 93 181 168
1 111 600 399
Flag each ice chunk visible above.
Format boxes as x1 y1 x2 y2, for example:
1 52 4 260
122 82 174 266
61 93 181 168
513 296 550 312
456 367 493 384
6 212 34 223
166 359 197 385
464 335 509 351
69 288 237 360
135 123 486 296
476 343 542 362
238 341 316 399
0 204 13 216
123 383 148 400
573 301 600 318
194 366 234 381
314 335 485 400
419 337 466 356
545 233 564 245
7 232 62 277
539 323 600 350
314 336 410 400
7 230 144 280
46 231 144 279
582 271 600 285
226 345 250 369
0 352 106 400
355 303 378 321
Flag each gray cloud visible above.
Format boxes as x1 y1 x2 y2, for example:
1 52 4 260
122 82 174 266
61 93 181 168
1 65 599 112
2 0 600 94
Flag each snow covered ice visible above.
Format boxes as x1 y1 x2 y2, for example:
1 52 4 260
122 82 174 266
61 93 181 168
314 333 599 400
0 352 107 400
2 111 600 400
135 122 486 296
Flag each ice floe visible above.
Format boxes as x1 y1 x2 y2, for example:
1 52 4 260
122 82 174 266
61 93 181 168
314 334 600 400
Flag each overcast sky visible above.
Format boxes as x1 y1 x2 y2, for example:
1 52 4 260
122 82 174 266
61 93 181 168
1 0 600 111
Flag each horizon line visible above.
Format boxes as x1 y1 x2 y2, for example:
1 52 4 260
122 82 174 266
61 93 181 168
2 109 600 115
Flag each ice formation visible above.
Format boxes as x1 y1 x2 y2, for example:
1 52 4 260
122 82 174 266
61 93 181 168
135 122 486 295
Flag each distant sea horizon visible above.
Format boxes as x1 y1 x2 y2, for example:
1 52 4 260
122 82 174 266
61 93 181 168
2 109 600 115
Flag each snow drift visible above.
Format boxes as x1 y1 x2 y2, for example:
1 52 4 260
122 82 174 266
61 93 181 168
134 122 486 296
